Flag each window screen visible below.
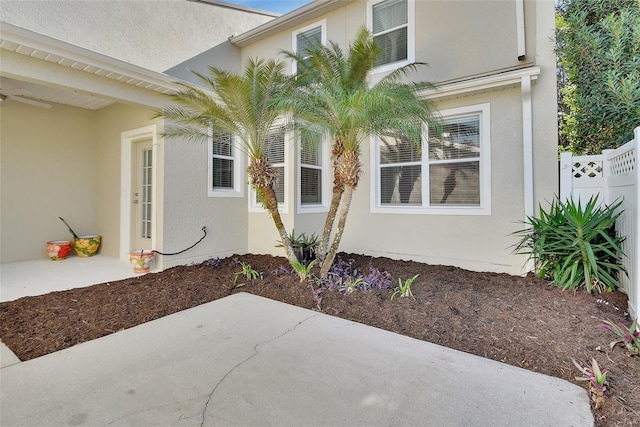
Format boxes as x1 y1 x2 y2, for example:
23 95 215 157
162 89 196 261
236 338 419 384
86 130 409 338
211 129 234 190
379 133 422 205
377 111 486 209
297 26 322 57
428 115 481 206
372 0 408 66
300 136 322 205
256 128 285 204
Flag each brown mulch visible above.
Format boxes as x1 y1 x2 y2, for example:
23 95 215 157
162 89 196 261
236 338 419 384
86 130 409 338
1 253 638 426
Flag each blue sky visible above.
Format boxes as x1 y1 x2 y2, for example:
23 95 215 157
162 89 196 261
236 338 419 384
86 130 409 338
227 0 313 14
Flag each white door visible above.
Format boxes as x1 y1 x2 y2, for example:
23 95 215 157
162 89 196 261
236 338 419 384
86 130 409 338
132 139 153 250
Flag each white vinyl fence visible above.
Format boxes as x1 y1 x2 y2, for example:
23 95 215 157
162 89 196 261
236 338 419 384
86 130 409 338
560 127 640 321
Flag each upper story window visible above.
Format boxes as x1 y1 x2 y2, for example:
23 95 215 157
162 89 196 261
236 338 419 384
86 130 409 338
208 128 242 198
372 103 491 215
250 127 288 211
292 21 326 74
298 133 330 213
368 0 414 72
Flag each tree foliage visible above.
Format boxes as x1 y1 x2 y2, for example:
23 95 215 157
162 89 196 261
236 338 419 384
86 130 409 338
156 59 301 272
282 27 440 278
556 0 640 154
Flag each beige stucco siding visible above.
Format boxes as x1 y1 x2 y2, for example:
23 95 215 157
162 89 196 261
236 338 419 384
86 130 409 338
240 0 544 84
93 104 164 259
339 89 529 273
162 134 249 268
0 0 274 73
414 0 521 82
1 103 97 262
0 101 159 263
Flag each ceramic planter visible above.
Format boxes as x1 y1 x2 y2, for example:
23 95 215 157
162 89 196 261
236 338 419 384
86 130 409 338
130 250 154 273
46 240 72 260
73 235 101 257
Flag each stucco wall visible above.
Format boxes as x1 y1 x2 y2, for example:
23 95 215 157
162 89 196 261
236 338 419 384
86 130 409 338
0 102 96 262
93 104 164 259
0 0 275 73
239 0 543 84
340 89 529 273
162 134 249 268
235 0 558 274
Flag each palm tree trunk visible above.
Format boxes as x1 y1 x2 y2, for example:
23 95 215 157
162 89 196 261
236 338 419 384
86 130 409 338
318 185 343 262
258 186 299 273
320 185 354 278
318 138 345 262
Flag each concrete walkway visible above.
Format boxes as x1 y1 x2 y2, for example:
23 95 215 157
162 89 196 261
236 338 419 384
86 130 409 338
0 255 139 303
1 292 593 426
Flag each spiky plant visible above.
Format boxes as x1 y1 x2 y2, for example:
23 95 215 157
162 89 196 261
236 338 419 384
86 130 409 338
155 58 301 272
282 27 440 278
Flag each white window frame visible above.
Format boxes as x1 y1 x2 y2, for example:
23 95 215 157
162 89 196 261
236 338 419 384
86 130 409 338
249 125 290 213
292 20 327 75
208 130 243 198
366 0 415 75
297 133 331 214
371 103 491 215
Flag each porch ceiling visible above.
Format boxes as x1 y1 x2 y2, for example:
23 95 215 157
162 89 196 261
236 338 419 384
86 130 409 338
0 23 182 110
0 76 112 110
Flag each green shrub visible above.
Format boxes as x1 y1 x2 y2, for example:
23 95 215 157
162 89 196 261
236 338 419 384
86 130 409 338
513 196 626 293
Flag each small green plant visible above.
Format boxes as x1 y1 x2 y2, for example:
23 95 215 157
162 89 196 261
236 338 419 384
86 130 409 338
238 262 260 281
601 319 640 355
571 358 609 398
289 259 316 282
513 196 626 293
339 277 366 295
227 275 245 290
391 274 419 300
227 262 261 290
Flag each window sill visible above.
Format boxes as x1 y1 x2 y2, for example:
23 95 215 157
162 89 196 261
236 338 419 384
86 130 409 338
371 205 491 216
297 205 329 214
370 59 411 76
208 189 243 198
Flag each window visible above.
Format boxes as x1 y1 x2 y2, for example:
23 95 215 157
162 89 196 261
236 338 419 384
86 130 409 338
373 103 491 215
250 127 288 210
298 132 329 213
292 21 326 74
300 136 322 205
208 129 242 197
367 0 414 71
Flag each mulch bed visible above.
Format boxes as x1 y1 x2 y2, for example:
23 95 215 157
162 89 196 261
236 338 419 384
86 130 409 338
1 253 638 426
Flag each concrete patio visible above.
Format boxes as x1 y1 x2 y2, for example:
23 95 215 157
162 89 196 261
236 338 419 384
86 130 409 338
0 256 594 426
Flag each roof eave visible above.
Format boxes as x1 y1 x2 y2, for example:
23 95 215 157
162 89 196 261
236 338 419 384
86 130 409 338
229 0 355 47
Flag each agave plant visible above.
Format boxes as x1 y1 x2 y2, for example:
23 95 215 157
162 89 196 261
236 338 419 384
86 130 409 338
513 196 627 293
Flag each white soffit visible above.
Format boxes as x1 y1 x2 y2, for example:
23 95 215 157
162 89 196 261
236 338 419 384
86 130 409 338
422 66 541 101
0 22 183 110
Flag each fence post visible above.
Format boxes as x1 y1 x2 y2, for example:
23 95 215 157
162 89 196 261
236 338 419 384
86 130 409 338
602 149 614 205
559 152 573 202
634 127 640 321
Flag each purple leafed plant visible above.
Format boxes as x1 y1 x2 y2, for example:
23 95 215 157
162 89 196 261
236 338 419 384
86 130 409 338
272 265 292 276
320 256 393 295
601 319 640 355
203 257 222 268
572 358 609 396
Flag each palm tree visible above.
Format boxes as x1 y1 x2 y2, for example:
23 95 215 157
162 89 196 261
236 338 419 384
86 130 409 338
156 58 300 268
283 27 440 278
